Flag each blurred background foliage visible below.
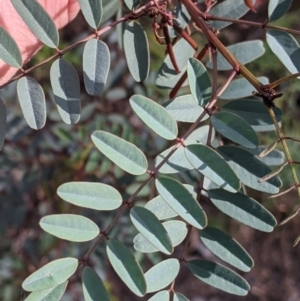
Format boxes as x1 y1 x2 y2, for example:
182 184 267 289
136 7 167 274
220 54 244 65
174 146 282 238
1 1 300 300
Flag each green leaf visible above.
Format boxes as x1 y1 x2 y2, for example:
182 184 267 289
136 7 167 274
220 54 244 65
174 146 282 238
0 27 22 67
155 176 207 229
102 0 119 23
188 260 250 296
0 97 6 150
39 214 100 242
185 144 240 193
266 30 300 74
207 41 265 70
211 111 259 148
22 258 78 292
220 77 269 100
222 99 282 132
24 281 68 301
50 59 81 124
187 58 212 107
78 0 102 29
163 94 209 123
148 290 170 301
82 267 110 301
268 0 293 21
106 239 146 296
11 0 59 48
217 146 282 193
208 0 250 30
124 0 141 10
156 38 195 89
83 39 110 96
145 259 180 293
130 207 173 255
130 95 178 140
208 189 277 232
17 77 46 130
91 130 148 175
133 220 187 253
124 21 149 82
145 195 178 220
57 182 122 211
246 146 284 166
173 293 190 301
200 227 254 272
168 3 190 38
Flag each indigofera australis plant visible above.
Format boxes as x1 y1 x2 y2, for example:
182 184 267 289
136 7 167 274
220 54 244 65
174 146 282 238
1 0 300 299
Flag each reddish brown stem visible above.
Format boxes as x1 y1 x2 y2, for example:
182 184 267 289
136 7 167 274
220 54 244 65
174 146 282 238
163 24 180 73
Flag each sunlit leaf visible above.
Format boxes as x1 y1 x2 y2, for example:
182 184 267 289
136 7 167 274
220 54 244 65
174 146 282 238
17 77 46 130
268 0 293 21
217 146 282 193
82 267 110 301
0 97 6 150
130 207 173 255
124 21 149 82
207 41 265 70
57 182 122 211
39 214 100 242
173 293 190 301
133 220 187 253
11 0 59 48
185 144 240 193
155 176 207 229
148 290 169 301
50 59 81 124
188 260 250 296
102 0 119 23
83 39 110 95
200 227 254 272
130 95 178 140
245 146 284 166
208 189 277 232
106 239 146 296
22 258 78 291
145 195 178 220
78 0 102 29
0 27 22 67
211 111 259 148
145 259 180 293
91 130 148 175
124 0 141 10
168 3 190 38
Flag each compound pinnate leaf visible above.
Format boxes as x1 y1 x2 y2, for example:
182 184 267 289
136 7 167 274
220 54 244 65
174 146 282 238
130 95 178 140
208 189 277 232
57 182 122 211
130 207 173 255
0 97 6 150
211 111 259 148
124 0 141 10
208 0 250 30
155 176 207 229
0 27 22 67
24 281 67 301
268 0 293 21
11 0 59 48
200 227 254 272
217 146 282 193
145 195 178 220
163 94 209 123
222 99 282 132
266 30 300 74
22 258 78 292
124 21 149 82
83 39 110 96
82 267 110 301
39 214 100 242
148 290 169 301
133 220 187 253
173 293 190 301
78 0 102 29
187 58 212 107
91 130 148 175
220 77 269 100
188 260 250 296
145 259 180 293
106 239 146 296
17 77 46 130
207 41 265 70
185 144 240 193
156 38 195 89
50 59 81 124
